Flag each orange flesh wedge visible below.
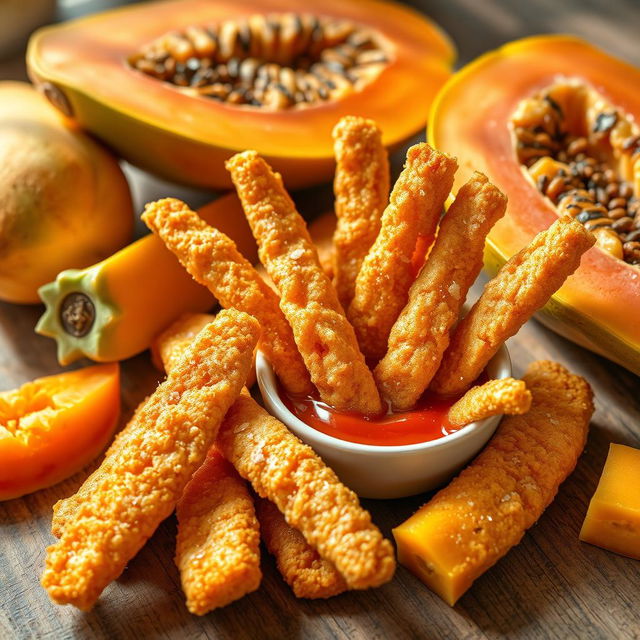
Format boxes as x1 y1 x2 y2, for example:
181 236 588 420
0 363 120 500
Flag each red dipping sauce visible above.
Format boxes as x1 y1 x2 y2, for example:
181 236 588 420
279 373 487 447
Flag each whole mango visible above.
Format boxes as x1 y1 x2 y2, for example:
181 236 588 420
0 82 133 303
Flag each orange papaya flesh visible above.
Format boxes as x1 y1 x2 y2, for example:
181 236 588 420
429 36 640 374
26 0 454 189
0 363 120 500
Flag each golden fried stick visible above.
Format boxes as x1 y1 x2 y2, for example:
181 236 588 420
375 173 507 409
431 216 595 396
151 312 215 372
217 394 396 589
142 198 312 397
447 378 532 427
154 314 335 601
348 144 458 363
176 447 261 615
51 401 146 539
394 360 593 605
332 116 389 308
226 151 381 415
255 497 347 599
41 310 259 610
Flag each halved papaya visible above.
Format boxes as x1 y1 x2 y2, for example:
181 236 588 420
27 0 454 189
429 36 640 375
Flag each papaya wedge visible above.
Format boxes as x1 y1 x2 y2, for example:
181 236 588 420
429 36 640 374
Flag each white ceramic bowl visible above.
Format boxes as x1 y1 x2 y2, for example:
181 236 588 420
256 345 512 499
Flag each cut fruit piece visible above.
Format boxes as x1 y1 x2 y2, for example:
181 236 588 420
27 0 454 189
0 363 120 500
428 35 640 375
580 443 640 560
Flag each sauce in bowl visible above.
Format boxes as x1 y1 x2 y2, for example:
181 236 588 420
279 375 486 447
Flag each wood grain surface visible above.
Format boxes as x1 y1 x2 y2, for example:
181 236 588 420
1 1 639 639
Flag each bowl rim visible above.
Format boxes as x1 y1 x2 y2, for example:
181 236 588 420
256 344 512 456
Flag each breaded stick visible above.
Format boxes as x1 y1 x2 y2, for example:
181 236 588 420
51 401 146 538
375 173 507 410
447 378 532 427
226 151 381 415
154 316 345 601
217 394 396 589
151 312 215 372
255 497 347 599
394 361 593 606
432 216 595 395
41 311 259 610
142 198 312 397
332 116 389 308
348 144 458 363
176 447 261 615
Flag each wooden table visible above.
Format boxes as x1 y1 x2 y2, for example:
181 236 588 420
1 1 639 638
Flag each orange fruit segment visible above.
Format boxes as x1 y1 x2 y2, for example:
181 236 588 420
0 363 120 500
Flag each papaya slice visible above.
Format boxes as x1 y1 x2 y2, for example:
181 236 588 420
0 363 120 500
429 36 640 374
26 0 454 189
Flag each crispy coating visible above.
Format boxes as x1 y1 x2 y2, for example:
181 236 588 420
226 151 381 415
432 216 595 395
41 311 259 610
393 360 594 605
447 378 532 427
348 144 458 363
51 401 146 539
142 198 312 396
155 316 344 602
255 497 347 599
151 312 215 372
176 447 261 615
332 116 389 308
217 394 395 589
151 312 258 388
375 173 507 409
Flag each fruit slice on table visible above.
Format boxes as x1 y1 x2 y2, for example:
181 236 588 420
26 0 454 189
580 443 640 560
428 36 640 375
0 82 133 304
0 363 120 500
36 193 257 365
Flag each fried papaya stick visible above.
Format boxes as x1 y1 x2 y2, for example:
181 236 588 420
176 447 261 615
255 497 347 599
332 116 389 308
447 378 532 427
375 173 507 409
51 401 146 539
431 216 595 395
142 198 312 397
394 360 594 606
151 312 215 372
154 314 333 601
348 144 458 363
226 151 381 415
41 310 259 610
217 394 396 589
